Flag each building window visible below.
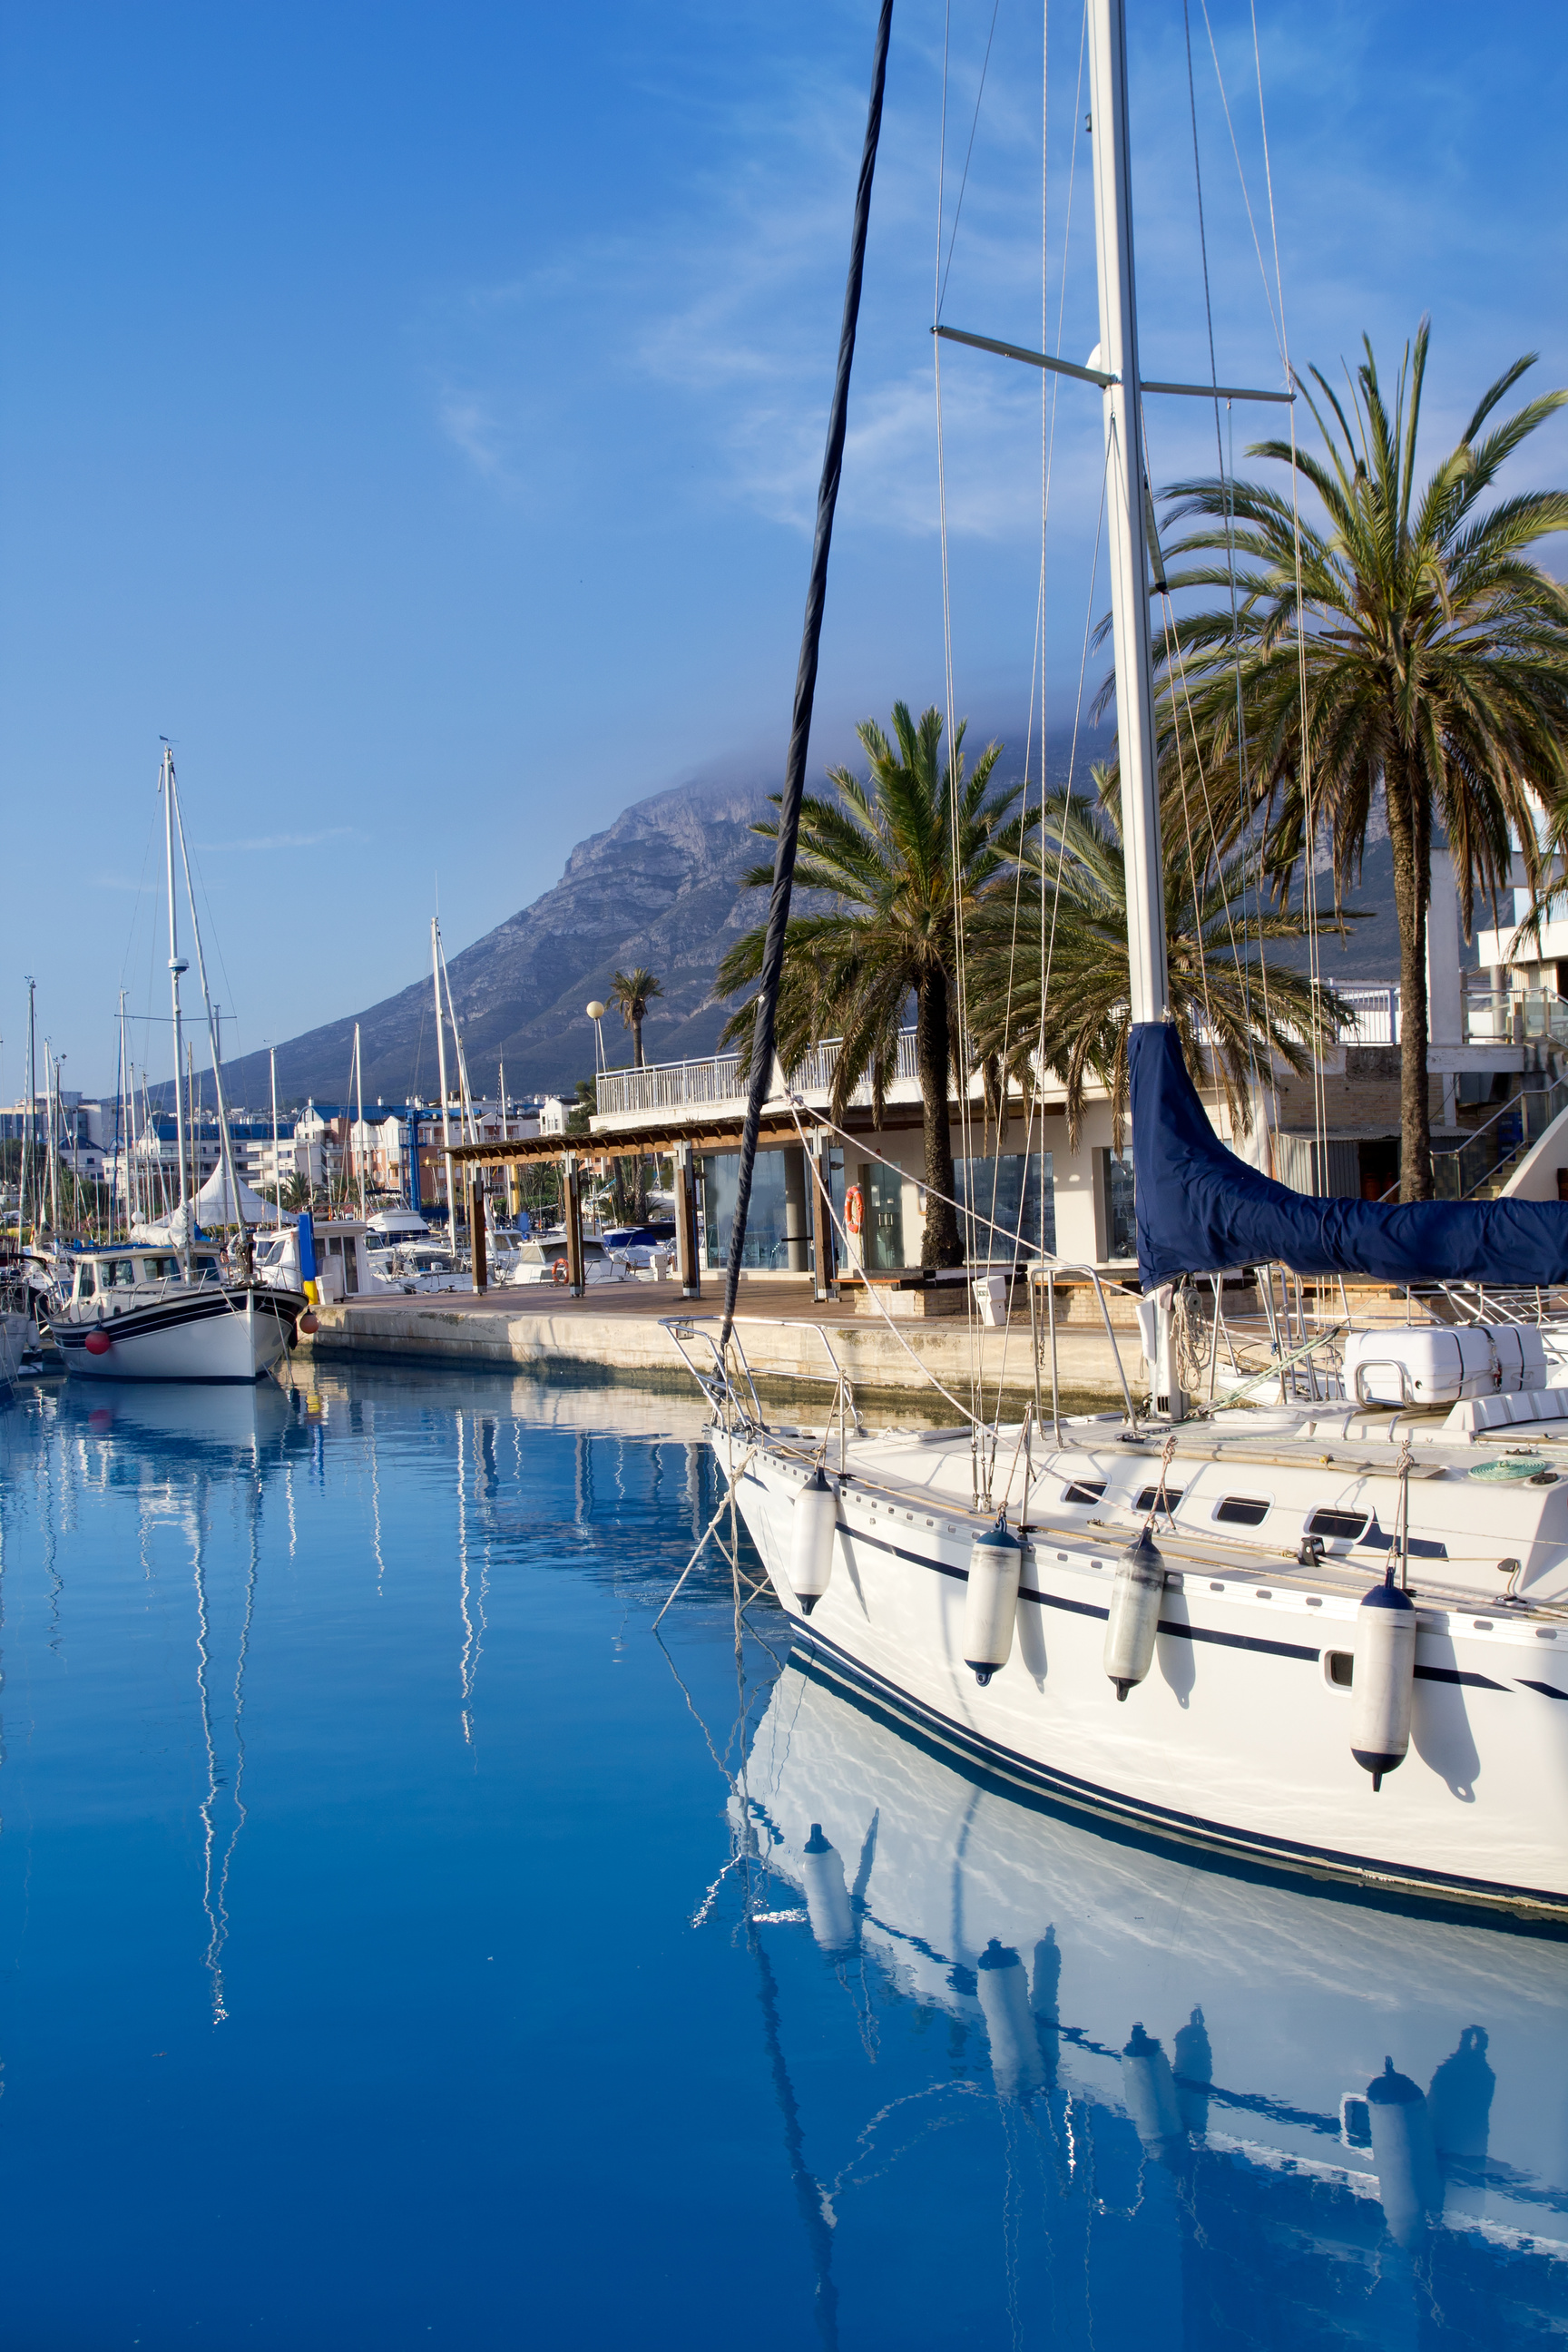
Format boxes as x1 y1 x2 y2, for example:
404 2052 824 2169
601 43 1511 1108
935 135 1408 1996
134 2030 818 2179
700 1151 791 1270
1102 1150 1136 1260
954 1152 1054 1259
863 1160 905 1270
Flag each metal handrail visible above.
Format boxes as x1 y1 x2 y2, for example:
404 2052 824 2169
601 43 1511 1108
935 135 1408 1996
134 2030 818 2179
1024 1260 1138 1438
661 1313 864 1441
1432 1075 1568 1200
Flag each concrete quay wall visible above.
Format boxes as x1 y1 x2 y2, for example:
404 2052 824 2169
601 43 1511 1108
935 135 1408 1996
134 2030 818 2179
304 1296 1135 1409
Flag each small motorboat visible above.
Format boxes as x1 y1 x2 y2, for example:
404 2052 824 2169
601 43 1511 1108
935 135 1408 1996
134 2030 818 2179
48 1245 304 1384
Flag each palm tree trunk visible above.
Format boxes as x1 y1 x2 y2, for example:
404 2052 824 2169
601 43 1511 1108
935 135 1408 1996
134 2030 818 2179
918 968 963 1269
632 1014 644 1069
1385 760 1434 1202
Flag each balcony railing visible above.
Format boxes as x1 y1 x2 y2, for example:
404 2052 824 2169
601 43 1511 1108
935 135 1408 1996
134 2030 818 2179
594 983 1568 1123
597 1028 922 1121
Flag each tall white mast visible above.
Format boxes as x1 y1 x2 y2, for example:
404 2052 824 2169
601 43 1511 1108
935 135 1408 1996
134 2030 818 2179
116 991 132 1232
270 1047 283 1229
1088 0 1168 1028
20 976 34 1242
161 745 193 1279
354 1022 367 1221
431 918 457 1255
169 755 249 1271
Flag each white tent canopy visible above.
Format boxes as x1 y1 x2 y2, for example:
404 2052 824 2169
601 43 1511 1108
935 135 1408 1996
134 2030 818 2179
132 1164 294 1242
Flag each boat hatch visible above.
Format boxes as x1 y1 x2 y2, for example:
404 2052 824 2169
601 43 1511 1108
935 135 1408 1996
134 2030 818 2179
1306 1505 1371 1545
1214 1495 1269 1527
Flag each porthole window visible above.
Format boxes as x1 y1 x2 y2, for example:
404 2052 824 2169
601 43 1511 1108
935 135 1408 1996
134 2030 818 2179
1063 1480 1107 1507
1134 1485 1184 1514
1307 1505 1371 1544
1214 1495 1269 1527
1324 1651 1354 1689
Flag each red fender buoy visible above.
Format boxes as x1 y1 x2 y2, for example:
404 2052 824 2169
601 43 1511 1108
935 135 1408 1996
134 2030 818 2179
298 1311 318 1337
83 1328 113 1356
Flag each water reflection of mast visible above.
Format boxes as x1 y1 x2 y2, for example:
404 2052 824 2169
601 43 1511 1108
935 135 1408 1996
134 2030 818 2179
191 1470 261 2024
660 1622 840 2349
456 1412 488 1745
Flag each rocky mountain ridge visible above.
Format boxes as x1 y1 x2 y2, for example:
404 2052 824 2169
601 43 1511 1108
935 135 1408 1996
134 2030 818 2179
211 729 1419 1113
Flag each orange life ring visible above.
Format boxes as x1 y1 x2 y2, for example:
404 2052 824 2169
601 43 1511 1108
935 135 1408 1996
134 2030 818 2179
844 1184 865 1237
552 1258 568 1285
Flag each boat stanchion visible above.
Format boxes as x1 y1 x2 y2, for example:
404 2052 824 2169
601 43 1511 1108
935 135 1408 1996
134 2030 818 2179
964 1523 1023 1686
789 1468 838 1616
1350 1576 1418 1790
1102 1530 1165 1700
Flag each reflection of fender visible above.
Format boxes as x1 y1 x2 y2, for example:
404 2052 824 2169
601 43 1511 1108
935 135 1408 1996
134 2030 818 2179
553 1258 568 1285
845 1185 865 1237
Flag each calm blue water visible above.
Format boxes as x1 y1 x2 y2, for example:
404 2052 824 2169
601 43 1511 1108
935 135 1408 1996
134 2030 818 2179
0 1367 1563 2350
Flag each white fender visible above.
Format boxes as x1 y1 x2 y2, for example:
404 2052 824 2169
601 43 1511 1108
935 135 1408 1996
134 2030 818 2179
789 1468 838 1614
1365 2057 1443 2249
1121 2023 1186 2164
1351 1580 1417 1789
1102 1531 1165 1700
799 1823 855 1951
975 1939 1046 2100
964 1527 1023 1686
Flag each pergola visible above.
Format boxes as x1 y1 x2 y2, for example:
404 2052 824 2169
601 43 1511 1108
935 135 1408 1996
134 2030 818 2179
445 1107 831 1298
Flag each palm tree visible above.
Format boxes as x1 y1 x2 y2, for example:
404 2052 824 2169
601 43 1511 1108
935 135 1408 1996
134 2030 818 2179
610 968 662 1068
716 701 1024 1269
966 779 1349 1152
1152 323 1568 1200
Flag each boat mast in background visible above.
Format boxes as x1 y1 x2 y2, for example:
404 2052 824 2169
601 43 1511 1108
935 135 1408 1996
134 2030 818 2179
161 745 193 1281
270 1047 283 1229
20 975 35 1242
431 918 457 1255
354 1022 367 1221
167 753 250 1275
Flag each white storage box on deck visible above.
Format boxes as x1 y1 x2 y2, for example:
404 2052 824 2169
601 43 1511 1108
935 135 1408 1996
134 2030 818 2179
973 1274 1009 1328
1343 1322 1548 1406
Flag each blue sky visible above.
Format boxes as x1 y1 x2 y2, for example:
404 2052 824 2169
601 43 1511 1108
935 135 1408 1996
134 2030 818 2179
5 0 1565 1097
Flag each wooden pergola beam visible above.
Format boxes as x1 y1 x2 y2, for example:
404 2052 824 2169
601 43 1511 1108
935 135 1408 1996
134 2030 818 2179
446 1101 939 1169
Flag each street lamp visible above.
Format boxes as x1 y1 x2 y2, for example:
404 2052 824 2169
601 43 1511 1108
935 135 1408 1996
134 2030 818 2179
585 1000 607 1078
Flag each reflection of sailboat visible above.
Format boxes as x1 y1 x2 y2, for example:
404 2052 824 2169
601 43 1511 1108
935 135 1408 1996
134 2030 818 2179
726 1658 1568 2307
64 1377 292 1464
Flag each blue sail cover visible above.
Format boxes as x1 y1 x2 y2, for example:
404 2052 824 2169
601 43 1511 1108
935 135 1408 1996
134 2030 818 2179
1129 1021 1568 1290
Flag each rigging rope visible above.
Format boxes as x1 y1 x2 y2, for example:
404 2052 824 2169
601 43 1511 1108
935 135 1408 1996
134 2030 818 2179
718 0 894 1355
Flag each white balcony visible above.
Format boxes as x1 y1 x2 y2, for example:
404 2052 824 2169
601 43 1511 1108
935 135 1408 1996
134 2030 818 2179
595 1029 922 1125
589 981 1564 1133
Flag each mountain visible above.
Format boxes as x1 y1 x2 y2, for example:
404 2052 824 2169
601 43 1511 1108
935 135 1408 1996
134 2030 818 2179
210 726 1432 1114
216 765 786 1110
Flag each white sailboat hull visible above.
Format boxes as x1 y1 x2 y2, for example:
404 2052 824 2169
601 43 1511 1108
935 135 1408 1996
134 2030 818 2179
719 1426 1568 1919
53 1286 303 1383
742 1657 1568 2253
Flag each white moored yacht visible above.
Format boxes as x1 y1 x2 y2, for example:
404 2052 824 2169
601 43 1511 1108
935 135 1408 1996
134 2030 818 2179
49 1244 303 1382
55 746 307 1384
681 1327 1568 1919
665 0 1568 1922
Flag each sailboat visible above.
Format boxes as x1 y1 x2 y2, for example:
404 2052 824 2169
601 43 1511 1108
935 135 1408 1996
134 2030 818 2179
50 749 308 1383
669 0 1568 1918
